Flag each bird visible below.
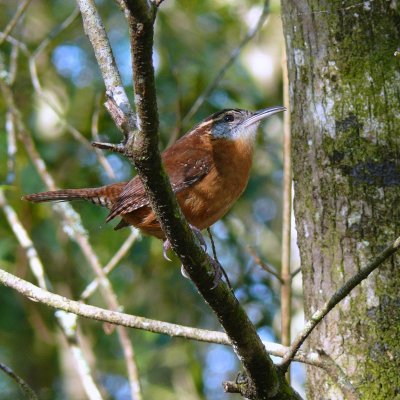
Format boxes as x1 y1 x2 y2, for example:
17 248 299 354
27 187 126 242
23 106 285 281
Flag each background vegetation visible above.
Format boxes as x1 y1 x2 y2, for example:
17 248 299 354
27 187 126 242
0 1 304 399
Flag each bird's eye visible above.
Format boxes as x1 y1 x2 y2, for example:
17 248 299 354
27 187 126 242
223 114 234 122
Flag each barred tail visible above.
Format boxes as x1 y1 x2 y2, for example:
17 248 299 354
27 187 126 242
22 182 127 210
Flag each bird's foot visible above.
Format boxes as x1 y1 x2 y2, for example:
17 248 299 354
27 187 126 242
208 256 223 289
189 224 207 250
162 224 206 262
163 226 223 289
181 257 223 289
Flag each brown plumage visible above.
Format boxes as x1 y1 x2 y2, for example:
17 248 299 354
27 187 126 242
23 107 285 240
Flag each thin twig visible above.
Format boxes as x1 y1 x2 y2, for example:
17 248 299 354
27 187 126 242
280 235 400 370
8 43 19 84
31 7 80 58
280 45 292 378
247 246 284 283
291 267 301 278
181 0 270 126
5 110 17 185
0 0 32 46
91 92 103 142
0 362 38 400
207 228 232 290
56 311 104 400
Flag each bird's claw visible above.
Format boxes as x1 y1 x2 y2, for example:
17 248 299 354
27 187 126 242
180 257 222 289
163 225 206 262
165 226 223 289
209 256 223 289
163 240 172 261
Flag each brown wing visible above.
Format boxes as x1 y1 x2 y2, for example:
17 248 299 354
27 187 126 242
107 131 212 222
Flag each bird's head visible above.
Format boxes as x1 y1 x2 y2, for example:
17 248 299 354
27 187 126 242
198 106 286 142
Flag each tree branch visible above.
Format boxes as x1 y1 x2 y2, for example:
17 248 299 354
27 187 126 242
76 0 135 134
121 2 300 398
0 264 359 397
0 362 38 400
280 235 400 370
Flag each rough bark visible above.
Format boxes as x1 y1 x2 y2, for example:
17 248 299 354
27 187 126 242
281 1 400 399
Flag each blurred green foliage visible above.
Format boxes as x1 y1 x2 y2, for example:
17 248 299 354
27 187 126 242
0 0 288 399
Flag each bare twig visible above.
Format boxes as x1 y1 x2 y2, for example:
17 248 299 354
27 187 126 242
280 235 400 370
291 267 301 278
31 7 80 58
248 246 284 283
0 0 32 46
8 43 19 84
0 362 38 400
56 311 104 400
182 0 271 126
91 92 103 142
76 0 135 133
5 110 17 185
207 227 232 290
0 266 349 365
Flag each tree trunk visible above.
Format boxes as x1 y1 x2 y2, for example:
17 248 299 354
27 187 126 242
281 1 400 398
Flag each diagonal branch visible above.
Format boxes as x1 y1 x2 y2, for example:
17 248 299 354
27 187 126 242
0 0 32 46
280 234 400 370
0 362 38 400
120 1 300 399
77 0 136 134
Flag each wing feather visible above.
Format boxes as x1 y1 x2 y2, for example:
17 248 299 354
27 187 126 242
107 131 212 221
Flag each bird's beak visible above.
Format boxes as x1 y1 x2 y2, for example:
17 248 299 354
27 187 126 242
242 106 286 127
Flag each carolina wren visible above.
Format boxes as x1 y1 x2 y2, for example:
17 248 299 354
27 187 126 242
23 107 285 244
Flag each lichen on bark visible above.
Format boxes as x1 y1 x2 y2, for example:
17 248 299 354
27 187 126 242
281 0 400 398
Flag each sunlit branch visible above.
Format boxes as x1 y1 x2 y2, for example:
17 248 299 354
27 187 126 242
247 246 283 283
56 311 105 400
77 0 136 133
0 262 361 396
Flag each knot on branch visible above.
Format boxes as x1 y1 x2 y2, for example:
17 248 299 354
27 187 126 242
223 373 258 399
104 90 136 135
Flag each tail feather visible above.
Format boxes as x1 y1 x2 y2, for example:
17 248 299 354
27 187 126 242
22 183 127 210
